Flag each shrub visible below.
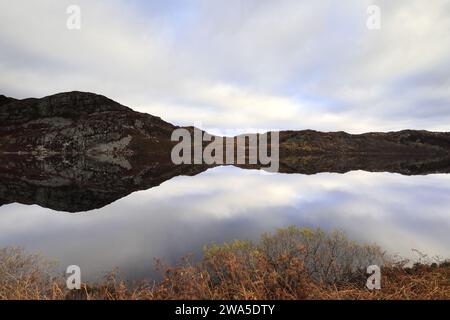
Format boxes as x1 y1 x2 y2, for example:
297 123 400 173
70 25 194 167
259 226 385 284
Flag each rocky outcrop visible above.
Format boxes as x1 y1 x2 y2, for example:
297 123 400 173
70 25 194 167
0 91 176 155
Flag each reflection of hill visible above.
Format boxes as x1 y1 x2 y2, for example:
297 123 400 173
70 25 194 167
2 152 450 213
0 153 210 213
277 154 450 175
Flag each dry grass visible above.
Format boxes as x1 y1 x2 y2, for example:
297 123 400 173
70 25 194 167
0 227 448 300
317 262 450 300
0 247 63 300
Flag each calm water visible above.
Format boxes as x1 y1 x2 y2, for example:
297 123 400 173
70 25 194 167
1 166 450 280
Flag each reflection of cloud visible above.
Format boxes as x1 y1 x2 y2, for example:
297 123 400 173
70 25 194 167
0 167 449 279
1 1 450 132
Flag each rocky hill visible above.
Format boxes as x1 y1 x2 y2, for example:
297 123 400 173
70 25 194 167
2 91 450 157
0 92 176 156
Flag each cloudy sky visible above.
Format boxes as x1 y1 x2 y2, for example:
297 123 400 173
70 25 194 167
0 0 449 134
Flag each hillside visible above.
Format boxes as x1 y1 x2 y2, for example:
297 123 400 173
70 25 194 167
2 92 450 157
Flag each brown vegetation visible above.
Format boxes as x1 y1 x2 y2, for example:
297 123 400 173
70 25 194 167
0 227 448 300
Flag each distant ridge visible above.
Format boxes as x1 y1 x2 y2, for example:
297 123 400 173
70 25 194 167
1 91 450 157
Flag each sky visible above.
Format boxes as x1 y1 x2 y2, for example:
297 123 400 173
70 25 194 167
0 0 449 134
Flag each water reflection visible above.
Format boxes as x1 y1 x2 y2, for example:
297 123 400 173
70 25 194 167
1 152 450 212
0 165 449 280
